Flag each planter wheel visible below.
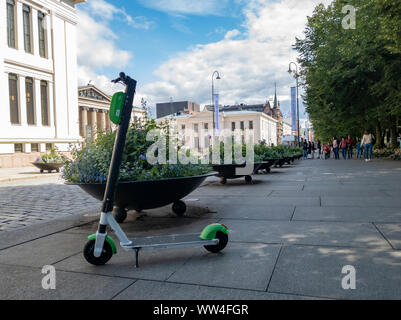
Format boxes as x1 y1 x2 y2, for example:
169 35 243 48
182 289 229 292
220 177 227 185
40 169 44 173
83 239 113 266
245 175 252 183
265 168 271 173
56 168 60 173
172 200 186 216
113 207 128 223
204 231 228 253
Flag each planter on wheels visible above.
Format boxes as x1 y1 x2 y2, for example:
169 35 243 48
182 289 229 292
257 159 278 174
212 163 263 184
32 162 64 173
69 172 215 223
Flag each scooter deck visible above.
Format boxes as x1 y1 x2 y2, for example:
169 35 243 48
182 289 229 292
122 233 219 251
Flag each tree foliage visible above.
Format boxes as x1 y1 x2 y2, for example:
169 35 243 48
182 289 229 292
295 0 401 146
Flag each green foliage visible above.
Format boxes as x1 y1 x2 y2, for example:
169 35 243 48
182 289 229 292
254 144 302 160
35 148 65 164
295 0 401 145
63 120 211 183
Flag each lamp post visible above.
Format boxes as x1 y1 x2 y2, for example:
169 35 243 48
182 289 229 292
288 62 300 146
211 71 221 136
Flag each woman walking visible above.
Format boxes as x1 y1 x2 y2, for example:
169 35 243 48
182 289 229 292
339 137 347 159
346 135 354 159
361 130 374 162
333 137 340 160
302 140 308 160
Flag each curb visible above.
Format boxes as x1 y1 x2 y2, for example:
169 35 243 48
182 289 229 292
0 173 60 183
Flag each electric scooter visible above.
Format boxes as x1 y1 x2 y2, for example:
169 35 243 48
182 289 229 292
83 73 229 267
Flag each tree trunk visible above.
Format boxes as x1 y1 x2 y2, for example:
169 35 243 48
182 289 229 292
390 117 398 149
376 122 385 148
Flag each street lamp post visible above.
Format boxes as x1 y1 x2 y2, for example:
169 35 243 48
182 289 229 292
211 71 221 136
288 62 300 146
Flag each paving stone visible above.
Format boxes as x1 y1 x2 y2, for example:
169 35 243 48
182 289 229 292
0 264 134 300
220 219 390 248
375 224 401 249
167 242 281 291
114 279 324 300
268 245 401 299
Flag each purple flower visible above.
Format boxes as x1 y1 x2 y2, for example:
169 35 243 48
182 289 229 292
139 154 146 161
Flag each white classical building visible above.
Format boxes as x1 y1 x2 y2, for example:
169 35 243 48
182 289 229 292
0 0 84 168
157 109 278 152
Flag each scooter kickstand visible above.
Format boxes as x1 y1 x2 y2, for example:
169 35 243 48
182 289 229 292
135 248 140 268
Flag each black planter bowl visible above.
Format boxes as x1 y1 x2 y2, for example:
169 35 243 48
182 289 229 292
32 162 64 173
211 163 263 184
69 172 216 222
257 159 278 173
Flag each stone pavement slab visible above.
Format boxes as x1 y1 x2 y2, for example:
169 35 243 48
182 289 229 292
220 219 390 248
268 245 401 299
114 279 324 300
321 196 401 208
167 242 281 291
0 233 88 267
375 224 401 250
55 247 199 281
293 206 401 223
0 264 134 300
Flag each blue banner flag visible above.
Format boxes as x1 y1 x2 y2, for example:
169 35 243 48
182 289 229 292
290 87 297 133
214 93 220 134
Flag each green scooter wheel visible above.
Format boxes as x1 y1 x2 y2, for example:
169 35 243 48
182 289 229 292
83 239 113 266
204 231 228 253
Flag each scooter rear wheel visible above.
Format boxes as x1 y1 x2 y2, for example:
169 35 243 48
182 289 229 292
83 239 113 266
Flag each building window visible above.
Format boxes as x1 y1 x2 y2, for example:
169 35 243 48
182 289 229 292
40 80 49 126
38 11 46 58
31 143 39 152
46 143 53 151
204 123 208 130
26 77 35 125
231 122 236 131
240 121 244 130
14 143 23 153
9 73 20 124
7 0 16 48
194 123 198 133
249 121 253 130
23 5 32 53
181 124 185 131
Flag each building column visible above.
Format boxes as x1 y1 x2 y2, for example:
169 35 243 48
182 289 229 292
80 107 88 138
19 76 27 126
89 108 97 141
32 9 39 56
34 78 42 126
100 110 106 131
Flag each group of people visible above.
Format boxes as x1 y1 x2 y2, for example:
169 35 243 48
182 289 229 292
302 131 376 162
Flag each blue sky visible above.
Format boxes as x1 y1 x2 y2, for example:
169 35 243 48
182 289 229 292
76 0 332 118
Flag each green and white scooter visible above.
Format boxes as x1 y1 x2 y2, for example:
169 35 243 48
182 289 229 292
83 73 229 267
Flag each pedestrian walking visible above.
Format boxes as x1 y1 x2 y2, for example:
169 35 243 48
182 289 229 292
347 135 354 159
317 140 322 159
333 137 340 160
361 130 375 162
356 142 362 159
339 137 347 159
302 140 308 160
324 144 329 160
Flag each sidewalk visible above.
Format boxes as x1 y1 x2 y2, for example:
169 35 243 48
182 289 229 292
1 158 401 300
0 166 60 183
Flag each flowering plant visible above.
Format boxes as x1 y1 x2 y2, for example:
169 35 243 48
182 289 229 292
35 148 65 164
62 119 212 183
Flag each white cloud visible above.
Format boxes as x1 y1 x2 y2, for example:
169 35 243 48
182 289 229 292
139 0 332 115
137 0 230 16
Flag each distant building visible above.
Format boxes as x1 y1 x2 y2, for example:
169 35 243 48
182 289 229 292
157 108 278 152
156 101 200 118
78 85 146 142
0 0 85 168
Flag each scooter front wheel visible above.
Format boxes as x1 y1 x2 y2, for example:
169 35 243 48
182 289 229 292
83 239 113 266
204 231 228 253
